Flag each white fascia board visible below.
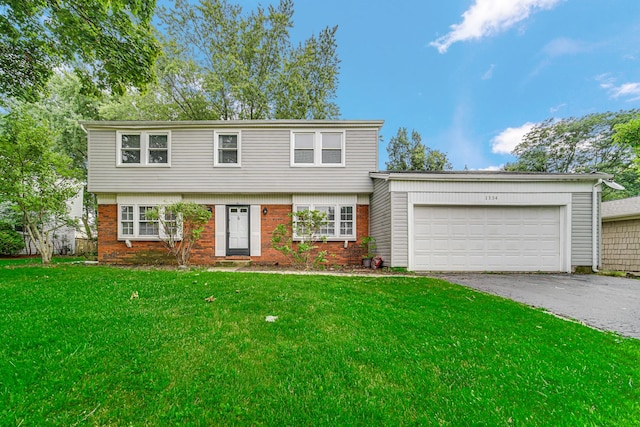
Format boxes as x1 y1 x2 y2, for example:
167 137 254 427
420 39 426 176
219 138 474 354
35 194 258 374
81 119 385 131
372 171 613 183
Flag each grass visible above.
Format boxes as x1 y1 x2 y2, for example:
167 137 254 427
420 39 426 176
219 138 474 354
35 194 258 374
1 265 639 426
0 256 88 266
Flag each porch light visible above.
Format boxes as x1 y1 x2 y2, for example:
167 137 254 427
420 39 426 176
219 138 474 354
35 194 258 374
262 207 268 215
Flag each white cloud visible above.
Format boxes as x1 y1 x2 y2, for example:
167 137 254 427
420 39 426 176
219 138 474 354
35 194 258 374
482 64 496 80
491 122 535 154
597 74 640 101
549 103 566 113
477 165 504 171
430 0 562 53
541 37 589 57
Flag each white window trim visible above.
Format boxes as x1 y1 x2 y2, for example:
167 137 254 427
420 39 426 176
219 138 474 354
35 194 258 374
292 203 356 241
117 204 182 241
214 130 242 167
116 131 172 167
290 130 346 167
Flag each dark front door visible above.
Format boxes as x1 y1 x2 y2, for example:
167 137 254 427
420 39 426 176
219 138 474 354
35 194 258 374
227 206 250 255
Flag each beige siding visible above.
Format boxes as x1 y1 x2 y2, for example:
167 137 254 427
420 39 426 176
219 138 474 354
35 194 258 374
571 192 593 266
602 218 640 271
391 192 408 267
370 179 391 262
88 128 377 194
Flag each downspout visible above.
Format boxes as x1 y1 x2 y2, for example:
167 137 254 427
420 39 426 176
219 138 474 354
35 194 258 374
592 180 601 272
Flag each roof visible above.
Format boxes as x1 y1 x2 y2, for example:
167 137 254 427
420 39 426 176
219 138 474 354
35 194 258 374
80 119 385 131
602 196 640 221
370 171 613 182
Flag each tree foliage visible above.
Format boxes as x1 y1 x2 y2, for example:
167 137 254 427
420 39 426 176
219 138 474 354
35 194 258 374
0 0 160 103
6 72 104 240
271 209 328 270
147 202 212 266
0 220 24 255
0 107 80 263
386 127 452 171
105 0 340 120
505 110 640 201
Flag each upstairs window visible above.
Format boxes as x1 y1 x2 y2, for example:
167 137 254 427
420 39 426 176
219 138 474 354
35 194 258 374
117 131 171 166
293 133 315 164
214 131 241 167
291 131 345 167
120 134 141 164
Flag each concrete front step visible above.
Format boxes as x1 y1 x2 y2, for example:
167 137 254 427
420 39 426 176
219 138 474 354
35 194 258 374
214 259 252 268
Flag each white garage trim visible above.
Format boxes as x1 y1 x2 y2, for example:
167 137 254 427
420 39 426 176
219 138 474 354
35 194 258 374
407 200 571 272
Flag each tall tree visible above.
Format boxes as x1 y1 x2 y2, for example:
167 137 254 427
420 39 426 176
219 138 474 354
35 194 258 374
386 127 452 171
0 107 80 264
105 0 340 121
4 72 103 241
0 0 159 103
505 110 640 200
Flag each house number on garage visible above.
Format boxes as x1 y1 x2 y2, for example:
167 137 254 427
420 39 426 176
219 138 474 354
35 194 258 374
485 195 498 201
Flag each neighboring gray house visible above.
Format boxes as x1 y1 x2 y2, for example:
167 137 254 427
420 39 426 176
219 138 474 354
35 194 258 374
84 120 609 272
602 196 640 272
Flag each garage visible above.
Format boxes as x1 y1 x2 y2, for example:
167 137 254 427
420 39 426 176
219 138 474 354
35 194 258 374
369 171 610 273
413 205 562 272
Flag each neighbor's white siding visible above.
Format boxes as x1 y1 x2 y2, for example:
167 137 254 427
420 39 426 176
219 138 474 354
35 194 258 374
88 128 378 194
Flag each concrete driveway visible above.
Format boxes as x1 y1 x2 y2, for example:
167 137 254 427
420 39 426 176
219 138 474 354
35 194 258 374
436 273 640 339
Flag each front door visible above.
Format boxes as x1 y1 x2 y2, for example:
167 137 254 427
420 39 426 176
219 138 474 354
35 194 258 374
227 206 250 255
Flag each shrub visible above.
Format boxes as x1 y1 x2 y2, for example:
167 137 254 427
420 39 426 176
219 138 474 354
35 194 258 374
0 227 25 256
271 210 328 270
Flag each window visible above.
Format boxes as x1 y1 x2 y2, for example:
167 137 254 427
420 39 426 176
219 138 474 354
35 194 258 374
214 131 241 166
293 133 314 164
120 134 141 164
148 134 169 164
293 203 356 240
321 133 343 164
316 205 335 236
121 206 134 236
116 131 171 166
138 206 159 236
340 206 354 236
291 131 345 166
118 204 180 240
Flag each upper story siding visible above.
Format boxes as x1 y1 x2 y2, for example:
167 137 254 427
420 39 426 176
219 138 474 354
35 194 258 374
85 120 383 194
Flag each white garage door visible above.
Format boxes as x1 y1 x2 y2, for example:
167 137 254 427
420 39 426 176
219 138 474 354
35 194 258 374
413 206 562 272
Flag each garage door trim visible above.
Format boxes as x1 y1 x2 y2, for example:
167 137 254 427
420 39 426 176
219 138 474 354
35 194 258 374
407 202 571 272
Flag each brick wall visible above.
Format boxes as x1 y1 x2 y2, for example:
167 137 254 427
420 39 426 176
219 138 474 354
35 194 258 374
602 218 640 272
98 203 370 266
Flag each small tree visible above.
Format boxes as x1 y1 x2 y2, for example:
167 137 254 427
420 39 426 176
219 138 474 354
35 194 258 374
0 109 80 264
147 202 212 266
271 209 328 270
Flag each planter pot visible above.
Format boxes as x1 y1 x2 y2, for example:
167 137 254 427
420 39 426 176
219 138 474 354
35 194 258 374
362 258 372 268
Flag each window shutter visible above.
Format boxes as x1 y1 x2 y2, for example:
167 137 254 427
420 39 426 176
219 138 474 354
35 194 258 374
250 205 261 256
215 205 226 256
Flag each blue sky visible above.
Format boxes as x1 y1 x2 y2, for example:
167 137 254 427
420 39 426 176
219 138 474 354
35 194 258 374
234 0 640 170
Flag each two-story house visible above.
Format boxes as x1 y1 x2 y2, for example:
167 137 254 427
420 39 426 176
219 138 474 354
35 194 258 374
84 120 611 272
84 120 382 266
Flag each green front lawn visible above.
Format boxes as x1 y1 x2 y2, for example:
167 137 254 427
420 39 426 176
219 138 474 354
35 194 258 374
1 265 638 425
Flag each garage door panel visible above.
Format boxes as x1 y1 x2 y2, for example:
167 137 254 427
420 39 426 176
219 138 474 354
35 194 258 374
413 206 562 272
